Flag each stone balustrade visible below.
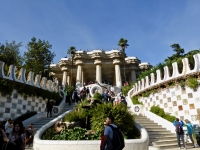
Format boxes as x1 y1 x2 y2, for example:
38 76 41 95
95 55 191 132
130 54 200 97
0 61 59 92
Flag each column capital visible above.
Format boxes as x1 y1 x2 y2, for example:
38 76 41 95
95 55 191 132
75 60 84 65
61 67 69 71
94 59 102 65
113 59 121 65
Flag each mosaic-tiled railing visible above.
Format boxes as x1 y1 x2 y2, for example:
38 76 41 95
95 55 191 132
0 61 59 92
130 53 200 97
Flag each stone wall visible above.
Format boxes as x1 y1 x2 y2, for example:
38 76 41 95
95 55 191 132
0 90 47 121
129 53 200 125
139 85 200 125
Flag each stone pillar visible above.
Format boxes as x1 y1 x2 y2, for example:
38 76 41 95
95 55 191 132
94 59 102 83
96 64 102 83
76 65 82 86
61 68 68 88
113 59 122 88
131 69 136 83
67 75 70 86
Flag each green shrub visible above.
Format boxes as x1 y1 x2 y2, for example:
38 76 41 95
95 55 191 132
131 96 143 105
64 110 86 125
164 114 176 123
150 105 176 123
122 83 134 96
93 93 102 101
90 103 136 138
185 77 199 89
42 127 55 140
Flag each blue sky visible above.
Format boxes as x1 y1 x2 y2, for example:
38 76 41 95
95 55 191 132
1 0 200 66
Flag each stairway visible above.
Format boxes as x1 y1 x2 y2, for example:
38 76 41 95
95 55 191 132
134 115 194 149
25 103 75 150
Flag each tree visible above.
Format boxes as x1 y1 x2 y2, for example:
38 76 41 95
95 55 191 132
67 46 76 86
118 38 129 52
67 46 76 55
118 38 129 83
0 41 23 66
24 37 55 77
165 44 184 63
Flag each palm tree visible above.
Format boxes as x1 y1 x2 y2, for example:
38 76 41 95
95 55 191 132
118 38 129 52
67 46 76 86
118 38 129 84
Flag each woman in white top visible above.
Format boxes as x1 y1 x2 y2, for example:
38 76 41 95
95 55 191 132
114 94 118 106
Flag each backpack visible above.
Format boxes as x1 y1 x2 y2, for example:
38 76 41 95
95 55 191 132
176 123 183 134
108 125 125 150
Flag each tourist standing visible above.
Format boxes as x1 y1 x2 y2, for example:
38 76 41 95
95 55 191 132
46 100 53 118
184 119 195 148
10 121 26 150
173 118 186 149
114 94 119 106
5 118 13 139
100 122 107 150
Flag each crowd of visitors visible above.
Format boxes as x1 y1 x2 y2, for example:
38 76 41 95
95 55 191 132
0 119 35 150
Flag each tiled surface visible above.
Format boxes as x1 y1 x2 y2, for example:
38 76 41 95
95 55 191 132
140 85 200 125
0 90 46 120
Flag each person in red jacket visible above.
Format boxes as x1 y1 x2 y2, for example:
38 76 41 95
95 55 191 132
100 122 107 150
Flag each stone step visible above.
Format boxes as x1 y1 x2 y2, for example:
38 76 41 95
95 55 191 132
139 125 163 128
148 130 172 134
149 136 177 142
152 142 194 149
145 128 171 132
134 119 155 123
153 139 194 146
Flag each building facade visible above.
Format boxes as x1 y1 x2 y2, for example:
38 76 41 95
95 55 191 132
51 49 151 88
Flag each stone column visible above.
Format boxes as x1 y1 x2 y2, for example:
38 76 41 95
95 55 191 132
61 68 68 88
67 75 70 86
76 65 82 86
94 59 102 83
131 69 136 83
113 59 122 88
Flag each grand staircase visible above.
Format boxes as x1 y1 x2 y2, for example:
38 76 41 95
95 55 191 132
25 103 75 150
134 115 194 149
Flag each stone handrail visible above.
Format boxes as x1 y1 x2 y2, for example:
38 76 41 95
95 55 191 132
0 61 59 92
130 54 200 97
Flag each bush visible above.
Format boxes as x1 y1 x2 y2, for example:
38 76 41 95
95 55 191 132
64 110 87 127
131 96 142 105
90 103 136 138
164 114 176 123
93 93 102 101
185 77 199 89
150 105 176 123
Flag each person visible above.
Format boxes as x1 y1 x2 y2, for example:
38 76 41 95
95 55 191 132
46 100 53 118
10 121 26 150
103 90 108 104
25 124 35 146
0 123 9 150
114 94 119 106
72 89 78 103
101 115 118 150
65 89 71 106
173 118 186 149
86 87 90 98
5 118 13 138
184 119 195 148
100 122 107 150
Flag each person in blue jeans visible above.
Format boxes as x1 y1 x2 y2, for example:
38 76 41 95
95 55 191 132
173 118 186 149
185 119 195 148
